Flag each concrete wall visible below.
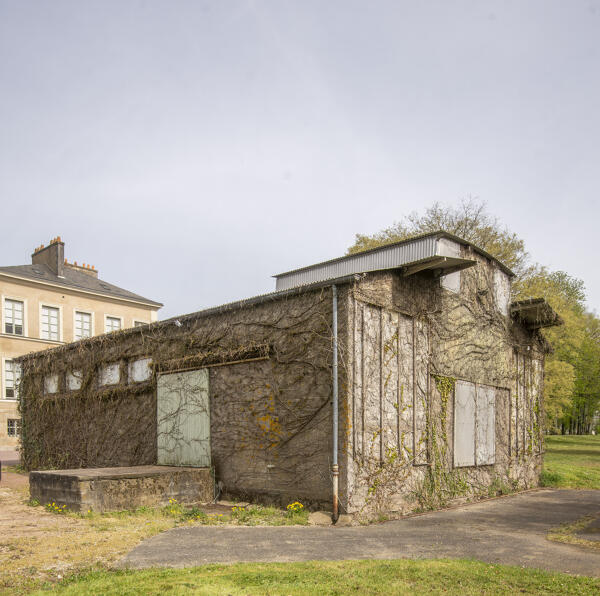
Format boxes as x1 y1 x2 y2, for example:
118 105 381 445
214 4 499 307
30 466 213 512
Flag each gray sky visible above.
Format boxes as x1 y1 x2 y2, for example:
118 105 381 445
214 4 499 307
1 1 599 318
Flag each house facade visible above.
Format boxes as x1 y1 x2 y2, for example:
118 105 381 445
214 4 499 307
18 232 559 516
0 237 162 455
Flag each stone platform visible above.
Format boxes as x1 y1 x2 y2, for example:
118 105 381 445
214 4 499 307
29 465 213 512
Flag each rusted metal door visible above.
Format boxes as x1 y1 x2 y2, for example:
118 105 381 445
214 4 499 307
156 369 211 467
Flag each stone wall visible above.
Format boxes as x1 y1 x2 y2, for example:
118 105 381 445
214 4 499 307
342 251 545 516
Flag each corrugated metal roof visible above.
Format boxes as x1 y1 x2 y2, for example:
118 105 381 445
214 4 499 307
274 231 512 291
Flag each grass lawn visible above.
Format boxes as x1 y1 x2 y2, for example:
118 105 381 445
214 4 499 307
30 559 600 595
541 435 600 489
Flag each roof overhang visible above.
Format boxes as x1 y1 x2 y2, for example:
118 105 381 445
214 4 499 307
402 256 477 277
0 271 163 309
510 298 563 329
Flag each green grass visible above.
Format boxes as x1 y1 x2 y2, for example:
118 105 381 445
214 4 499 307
29 559 600 595
541 435 600 489
548 515 600 552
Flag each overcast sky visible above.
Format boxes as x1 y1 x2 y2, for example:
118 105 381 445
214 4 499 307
1 1 599 318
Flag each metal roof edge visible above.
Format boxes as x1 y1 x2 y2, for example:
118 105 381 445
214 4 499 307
16 273 359 362
273 230 514 279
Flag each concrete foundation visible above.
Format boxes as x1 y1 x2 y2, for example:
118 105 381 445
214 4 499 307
29 465 214 512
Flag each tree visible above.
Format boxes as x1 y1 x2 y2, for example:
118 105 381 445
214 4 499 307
348 198 530 277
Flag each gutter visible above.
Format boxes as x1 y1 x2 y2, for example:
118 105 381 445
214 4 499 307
331 284 339 523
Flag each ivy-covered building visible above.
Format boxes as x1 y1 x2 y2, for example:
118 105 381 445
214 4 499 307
17 232 560 517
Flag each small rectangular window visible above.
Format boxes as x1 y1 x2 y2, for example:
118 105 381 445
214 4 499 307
99 363 120 386
41 306 60 340
129 358 152 382
7 418 21 437
67 370 82 391
45 374 59 394
4 299 24 335
105 316 121 333
4 359 21 399
74 311 92 340
134 321 147 328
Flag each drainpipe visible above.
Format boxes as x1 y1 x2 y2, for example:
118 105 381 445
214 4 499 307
332 284 339 523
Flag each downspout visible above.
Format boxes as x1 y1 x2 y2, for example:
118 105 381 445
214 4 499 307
332 284 339 523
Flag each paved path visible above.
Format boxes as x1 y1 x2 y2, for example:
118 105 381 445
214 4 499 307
119 489 600 576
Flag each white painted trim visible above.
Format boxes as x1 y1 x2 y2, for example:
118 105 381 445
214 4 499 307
0 333 63 346
1 294 28 337
39 302 63 342
104 314 124 334
73 308 95 341
0 271 162 309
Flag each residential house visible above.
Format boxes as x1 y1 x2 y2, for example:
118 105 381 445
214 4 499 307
0 237 162 456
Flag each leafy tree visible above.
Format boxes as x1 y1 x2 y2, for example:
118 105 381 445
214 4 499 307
348 198 530 277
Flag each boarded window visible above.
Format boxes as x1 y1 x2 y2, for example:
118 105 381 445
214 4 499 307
67 370 82 391
475 385 496 465
454 380 497 467
44 374 59 394
99 363 120 386
494 269 511 316
129 358 152 383
454 381 476 466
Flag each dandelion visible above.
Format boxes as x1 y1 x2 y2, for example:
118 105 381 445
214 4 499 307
286 501 304 513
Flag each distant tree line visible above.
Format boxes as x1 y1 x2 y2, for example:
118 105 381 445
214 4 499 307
348 199 600 435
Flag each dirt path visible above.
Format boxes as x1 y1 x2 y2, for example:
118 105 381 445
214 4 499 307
119 489 600 577
0 472 86 539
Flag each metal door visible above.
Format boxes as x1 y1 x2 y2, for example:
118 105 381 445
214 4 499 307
157 369 211 466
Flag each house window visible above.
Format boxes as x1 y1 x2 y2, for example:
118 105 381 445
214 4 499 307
7 418 21 437
4 359 21 399
41 306 60 340
4 299 24 335
74 311 92 340
105 316 121 333
134 321 147 328
454 380 496 467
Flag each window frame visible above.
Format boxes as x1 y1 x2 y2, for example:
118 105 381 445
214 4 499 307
104 314 123 334
39 303 63 342
2 357 21 401
133 320 148 328
2 296 27 337
73 309 94 341
7 418 21 437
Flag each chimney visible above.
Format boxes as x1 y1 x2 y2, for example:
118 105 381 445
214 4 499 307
64 259 98 278
32 236 64 277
